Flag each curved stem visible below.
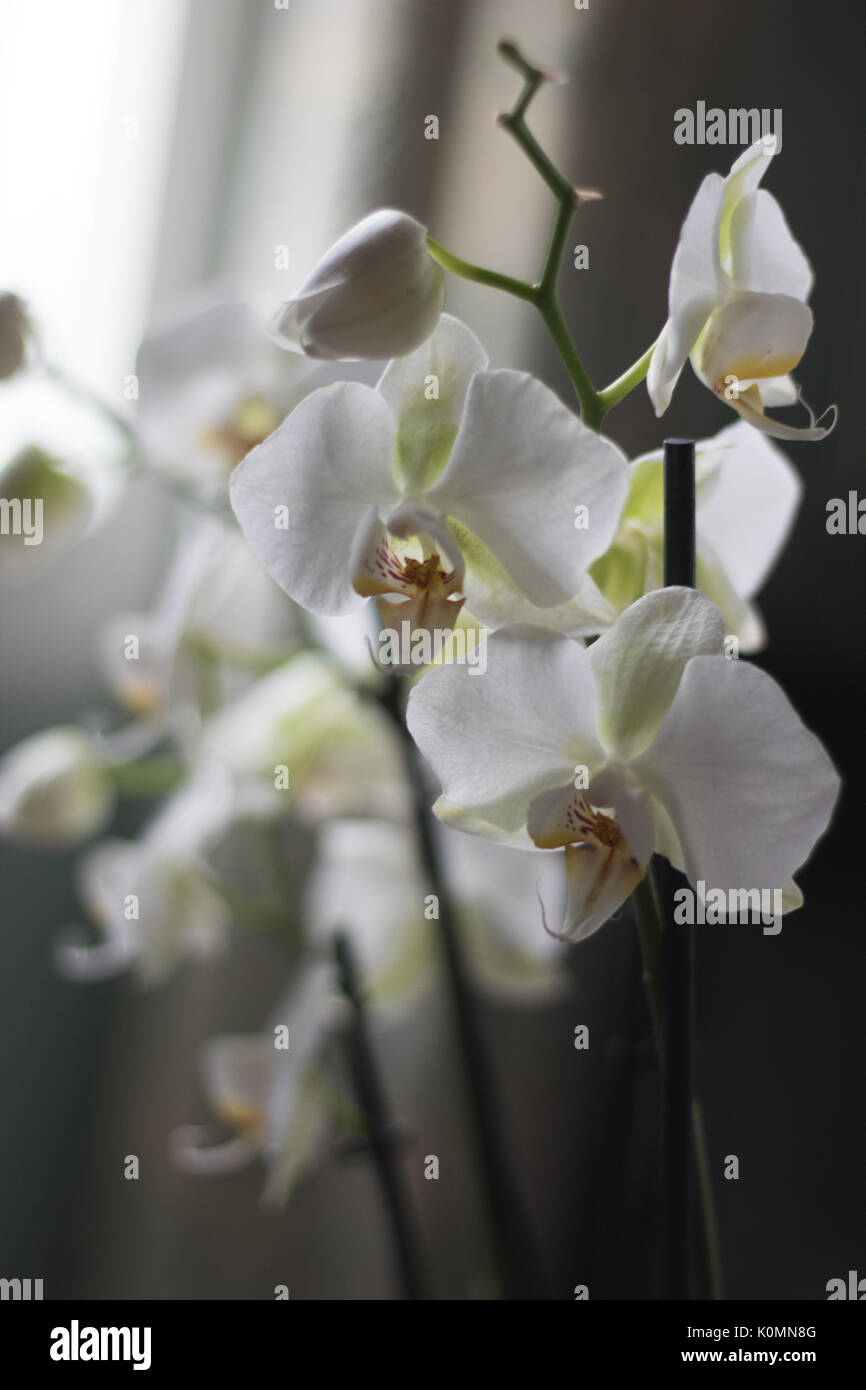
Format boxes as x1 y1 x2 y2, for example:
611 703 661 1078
632 871 724 1300
597 338 659 415
426 237 536 303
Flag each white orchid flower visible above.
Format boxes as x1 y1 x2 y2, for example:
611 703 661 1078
201 652 408 823
407 588 839 942
230 314 628 661
135 293 319 502
303 819 433 1008
57 766 236 983
592 421 802 650
309 815 566 1003
271 210 444 361
0 726 114 846
171 961 335 1205
98 516 300 723
648 137 835 440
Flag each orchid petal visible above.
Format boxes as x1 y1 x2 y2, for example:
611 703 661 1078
695 291 813 397
376 314 488 492
427 370 628 607
647 172 726 415
694 421 802 600
407 627 602 838
230 382 400 615
635 655 840 895
589 588 726 760
556 840 644 943
447 516 615 635
729 190 813 301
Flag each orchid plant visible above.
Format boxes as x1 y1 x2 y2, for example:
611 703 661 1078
0 39 840 1302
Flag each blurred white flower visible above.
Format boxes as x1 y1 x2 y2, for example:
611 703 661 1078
271 210 444 361
304 819 433 1008
98 515 300 725
171 961 335 1204
201 652 409 823
592 421 802 651
408 588 839 942
0 726 114 846
648 136 835 439
231 314 626 661
440 828 568 1001
57 765 236 983
135 293 315 502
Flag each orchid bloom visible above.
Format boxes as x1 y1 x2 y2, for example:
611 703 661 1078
230 314 628 661
57 766 236 983
0 727 114 846
303 819 433 1008
201 652 408 823
648 136 835 440
271 210 444 361
592 421 802 651
171 820 436 1200
135 293 317 501
98 517 300 724
171 962 335 1205
407 588 839 942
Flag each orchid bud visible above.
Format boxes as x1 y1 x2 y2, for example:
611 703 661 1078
0 727 114 845
0 293 34 380
271 210 444 361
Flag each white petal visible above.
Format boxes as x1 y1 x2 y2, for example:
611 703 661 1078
304 819 424 983
170 1126 262 1175
202 1035 273 1124
376 314 488 492
695 291 813 395
694 420 802 600
589 588 726 760
728 190 813 301
230 382 400 615
554 841 643 943
407 627 602 837
448 517 615 634
717 136 778 273
635 656 840 894
428 371 628 606
726 386 837 442
648 173 726 415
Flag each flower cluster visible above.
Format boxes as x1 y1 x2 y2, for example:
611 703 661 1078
0 69 841 1223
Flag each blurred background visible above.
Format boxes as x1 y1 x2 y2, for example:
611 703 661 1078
0 0 863 1300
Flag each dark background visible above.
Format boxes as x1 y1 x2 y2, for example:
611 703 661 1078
0 0 863 1299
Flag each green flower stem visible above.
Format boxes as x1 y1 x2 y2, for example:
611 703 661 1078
334 931 428 1301
597 338 659 415
632 871 724 1300
427 42 607 430
536 294 604 430
426 238 536 304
